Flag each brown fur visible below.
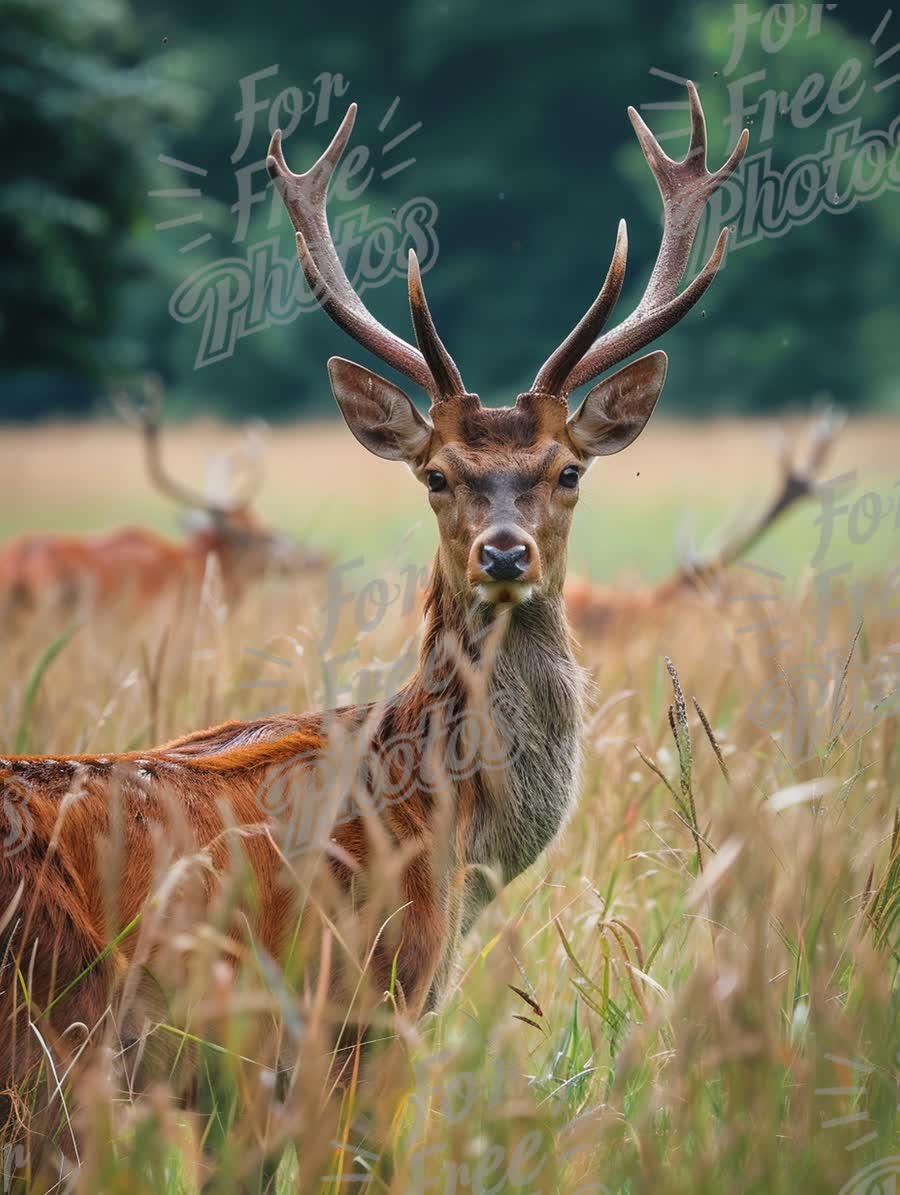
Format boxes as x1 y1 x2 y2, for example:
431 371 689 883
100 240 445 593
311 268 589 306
0 87 754 1170
0 507 323 622
564 570 708 635
0 385 627 1110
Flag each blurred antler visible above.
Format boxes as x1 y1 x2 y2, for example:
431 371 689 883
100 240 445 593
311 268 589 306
113 376 257 515
680 406 846 577
221 419 269 506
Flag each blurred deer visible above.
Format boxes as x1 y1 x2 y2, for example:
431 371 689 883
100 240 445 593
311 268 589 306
1 83 747 1146
565 408 845 633
0 378 327 623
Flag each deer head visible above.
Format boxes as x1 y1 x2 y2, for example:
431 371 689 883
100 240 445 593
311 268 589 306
115 378 325 583
268 84 748 609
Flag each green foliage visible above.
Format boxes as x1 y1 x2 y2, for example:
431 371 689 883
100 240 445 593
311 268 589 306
1 0 898 418
0 0 197 414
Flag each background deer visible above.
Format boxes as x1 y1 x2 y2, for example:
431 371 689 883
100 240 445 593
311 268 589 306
0 82 746 1164
564 407 845 633
0 378 326 625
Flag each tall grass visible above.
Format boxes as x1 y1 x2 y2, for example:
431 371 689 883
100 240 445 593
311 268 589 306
1 451 898 1194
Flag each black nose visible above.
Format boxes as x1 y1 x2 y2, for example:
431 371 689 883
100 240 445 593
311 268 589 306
481 543 529 582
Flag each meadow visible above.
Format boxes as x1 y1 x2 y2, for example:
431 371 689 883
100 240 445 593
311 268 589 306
0 415 898 1194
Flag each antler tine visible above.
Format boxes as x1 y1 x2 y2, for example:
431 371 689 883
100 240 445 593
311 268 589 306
227 420 269 506
407 250 465 401
772 424 793 482
268 108 464 402
805 405 846 476
531 220 628 396
688 409 846 576
762 407 846 517
687 77 709 168
117 376 224 513
769 404 844 498
112 373 160 430
111 389 142 429
142 373 165 420
555 83 748 398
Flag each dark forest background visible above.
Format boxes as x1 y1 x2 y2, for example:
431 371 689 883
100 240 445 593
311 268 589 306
1 0 898 421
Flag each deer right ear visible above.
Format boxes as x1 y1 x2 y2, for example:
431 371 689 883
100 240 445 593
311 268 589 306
566 352 668 459
327 358 433 464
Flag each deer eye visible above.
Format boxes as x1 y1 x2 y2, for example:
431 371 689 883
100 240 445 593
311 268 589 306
558 466 580 490
427 470 448 493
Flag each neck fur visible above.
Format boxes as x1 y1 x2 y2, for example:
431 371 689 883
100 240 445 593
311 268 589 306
410 554 588 886
419 555 576 670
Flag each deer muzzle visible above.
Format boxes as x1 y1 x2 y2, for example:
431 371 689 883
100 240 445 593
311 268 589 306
469 527 541 604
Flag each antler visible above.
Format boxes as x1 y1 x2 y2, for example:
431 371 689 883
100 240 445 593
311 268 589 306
533 82 749 399
532 220 628 397
684 407 846 575
266 108 466 404
223 419 269 507
114 377 252 514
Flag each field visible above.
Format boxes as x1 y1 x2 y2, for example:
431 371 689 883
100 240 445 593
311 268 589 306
1 416 898 1194
2 416 897 582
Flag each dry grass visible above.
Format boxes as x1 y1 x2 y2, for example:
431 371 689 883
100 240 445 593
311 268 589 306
1 415 896 577
0 418 898 1193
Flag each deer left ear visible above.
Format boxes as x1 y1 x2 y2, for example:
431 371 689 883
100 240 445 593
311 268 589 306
328 357 433 464
566 351 668 458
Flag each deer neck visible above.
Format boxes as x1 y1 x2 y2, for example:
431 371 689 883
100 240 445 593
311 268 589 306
410 554 588 916
418 554 577 666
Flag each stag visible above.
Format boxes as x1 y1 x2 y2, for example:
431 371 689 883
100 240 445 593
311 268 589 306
565 408 845 633
0 84 747 1149
0 379 325 624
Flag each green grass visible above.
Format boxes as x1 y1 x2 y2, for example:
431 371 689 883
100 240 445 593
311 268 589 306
0 419 898 1193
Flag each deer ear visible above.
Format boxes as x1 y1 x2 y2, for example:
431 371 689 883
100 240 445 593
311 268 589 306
328 357 433 464
566 352 668 458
